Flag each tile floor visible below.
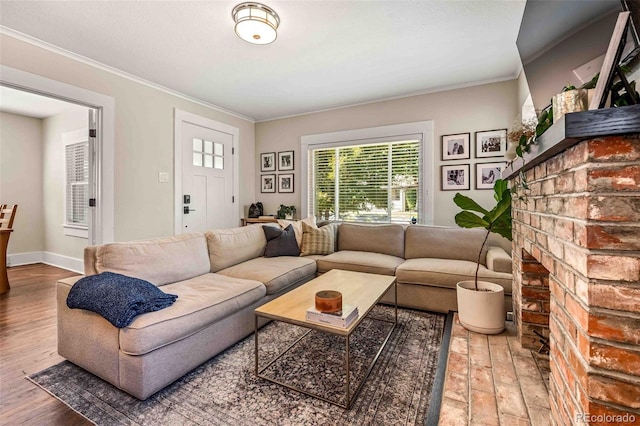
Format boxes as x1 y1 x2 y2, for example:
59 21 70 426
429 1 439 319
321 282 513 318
439 315 551 426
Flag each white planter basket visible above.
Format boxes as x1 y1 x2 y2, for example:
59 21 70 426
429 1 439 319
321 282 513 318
456 280 505 335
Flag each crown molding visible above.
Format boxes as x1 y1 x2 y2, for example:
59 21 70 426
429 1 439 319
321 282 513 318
0 26 255 123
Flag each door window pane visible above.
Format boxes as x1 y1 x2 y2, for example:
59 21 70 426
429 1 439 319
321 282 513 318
204 154 213 168
214 142 223 156
204 140 213 154
193 152 203 167
214 157 224 169
193 138 203 152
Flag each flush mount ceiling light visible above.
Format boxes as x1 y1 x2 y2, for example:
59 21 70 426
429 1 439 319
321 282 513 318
232 2 280 45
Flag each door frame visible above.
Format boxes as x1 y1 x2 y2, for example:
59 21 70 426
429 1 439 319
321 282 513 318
173 108 240 234
0 65 115 245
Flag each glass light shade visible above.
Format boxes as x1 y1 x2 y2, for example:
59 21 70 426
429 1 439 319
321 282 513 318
232 3 279 45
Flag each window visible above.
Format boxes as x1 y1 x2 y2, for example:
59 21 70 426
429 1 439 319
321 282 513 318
311 140 420 223
302 121 433 224
65 141 89 229
193 138 224 169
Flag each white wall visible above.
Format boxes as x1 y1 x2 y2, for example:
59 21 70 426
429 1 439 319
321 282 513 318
255 79 519 226
0 111 44 254
0 34 256 242
42 109 89 260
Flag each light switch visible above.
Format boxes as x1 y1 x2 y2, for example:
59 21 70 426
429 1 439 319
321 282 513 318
159 172 169 183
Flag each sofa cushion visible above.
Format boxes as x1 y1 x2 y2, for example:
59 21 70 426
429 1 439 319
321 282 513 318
277 216 317 248
486 246 513 274
206 225 266 272
217 256 316 295
404 225 489 265
300 222 336 256
263 225 300 257
94 233 211 286
338 223 405 258
317 250 405 276
119 273 265 356
396 258 512 293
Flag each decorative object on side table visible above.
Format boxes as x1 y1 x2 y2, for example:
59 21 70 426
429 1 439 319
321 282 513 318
475 129 507 158
453 178 512 334
261 174 275 193
276 204 296 219
248 202 264 218
278 150 294 171
278 174 294 193
441 164 470 191
260 152 276 172
441 133 470 161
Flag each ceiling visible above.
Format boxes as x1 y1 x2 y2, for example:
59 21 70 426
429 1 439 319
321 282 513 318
0 86 88 118
0 1 528 122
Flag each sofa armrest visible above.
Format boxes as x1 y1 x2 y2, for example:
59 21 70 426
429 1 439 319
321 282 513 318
486 246 512 274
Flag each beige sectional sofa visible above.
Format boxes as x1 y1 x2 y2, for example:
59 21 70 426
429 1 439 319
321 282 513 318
57 222 512 400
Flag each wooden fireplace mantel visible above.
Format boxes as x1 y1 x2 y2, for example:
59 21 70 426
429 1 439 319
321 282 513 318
503 104 640 179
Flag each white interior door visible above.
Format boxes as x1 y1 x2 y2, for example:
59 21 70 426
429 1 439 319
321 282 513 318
180 121 234 233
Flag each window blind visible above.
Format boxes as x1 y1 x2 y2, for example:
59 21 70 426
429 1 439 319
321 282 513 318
311 140 420 223
65 142 89 227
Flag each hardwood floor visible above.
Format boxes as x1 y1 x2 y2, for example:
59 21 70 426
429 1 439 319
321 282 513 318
0 264 90 426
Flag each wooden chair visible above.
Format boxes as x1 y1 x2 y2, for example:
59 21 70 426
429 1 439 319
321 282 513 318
0 204 18 229
1 204 18 294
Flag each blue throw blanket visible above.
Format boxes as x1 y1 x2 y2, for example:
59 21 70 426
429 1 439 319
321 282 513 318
67 272 178 328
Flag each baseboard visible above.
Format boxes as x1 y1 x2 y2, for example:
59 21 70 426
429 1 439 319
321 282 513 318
7 251 83 274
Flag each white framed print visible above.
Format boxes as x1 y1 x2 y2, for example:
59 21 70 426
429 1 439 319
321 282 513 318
475 129 507 158
261 174 276 193
278 173 294 193
260 152 276 172
278 151 294 171
442 133 470 160
441 164 470 191
476 162 506 189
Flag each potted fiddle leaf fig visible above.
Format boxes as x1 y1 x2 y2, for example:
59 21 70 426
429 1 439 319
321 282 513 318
453 178 512 334
276 204 296 220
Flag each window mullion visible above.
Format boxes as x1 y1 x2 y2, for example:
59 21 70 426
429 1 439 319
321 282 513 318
335 147 340 220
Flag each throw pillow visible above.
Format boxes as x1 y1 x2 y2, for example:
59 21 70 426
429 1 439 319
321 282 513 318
300 222 336 256
277 216 317 248
262 224 301 257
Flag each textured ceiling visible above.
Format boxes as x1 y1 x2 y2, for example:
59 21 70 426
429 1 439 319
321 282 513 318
0 1 527 121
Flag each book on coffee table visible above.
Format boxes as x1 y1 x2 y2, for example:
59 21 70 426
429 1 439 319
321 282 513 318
305 304 359 328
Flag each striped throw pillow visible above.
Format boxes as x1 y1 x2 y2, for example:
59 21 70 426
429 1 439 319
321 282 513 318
300 222 336 256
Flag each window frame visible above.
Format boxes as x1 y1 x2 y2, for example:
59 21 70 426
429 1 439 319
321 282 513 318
301 121 434 224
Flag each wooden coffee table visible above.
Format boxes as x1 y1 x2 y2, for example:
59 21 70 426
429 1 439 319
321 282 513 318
254 269 397 408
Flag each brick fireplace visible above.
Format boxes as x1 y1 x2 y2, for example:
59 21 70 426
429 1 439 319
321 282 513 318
505 106 640 425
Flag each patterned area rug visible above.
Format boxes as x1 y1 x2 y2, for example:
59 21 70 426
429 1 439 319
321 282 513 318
29 306 446 425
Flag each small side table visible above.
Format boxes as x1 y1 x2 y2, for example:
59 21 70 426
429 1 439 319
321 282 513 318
241 217 278 226
0 229 13 295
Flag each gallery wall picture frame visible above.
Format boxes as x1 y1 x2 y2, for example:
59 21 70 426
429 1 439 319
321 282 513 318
476 162 506 190
441 133 471 161
475 129 507 158
278 173 294 193
261 174 276 193
278 151 294 171
441 164 470 191
260 152 276 172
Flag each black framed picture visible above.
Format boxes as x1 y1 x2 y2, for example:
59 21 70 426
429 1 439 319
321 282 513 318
261 174 275 193
476 162 506 189
278 151 294 171
475 129 507 158
441 164 470 191
260 152 276 172
278 173 294 193
442 133 470 161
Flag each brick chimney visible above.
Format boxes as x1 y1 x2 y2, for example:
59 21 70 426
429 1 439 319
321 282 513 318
505 106 640 425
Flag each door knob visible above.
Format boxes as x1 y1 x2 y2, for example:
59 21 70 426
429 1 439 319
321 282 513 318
183 206 196 214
